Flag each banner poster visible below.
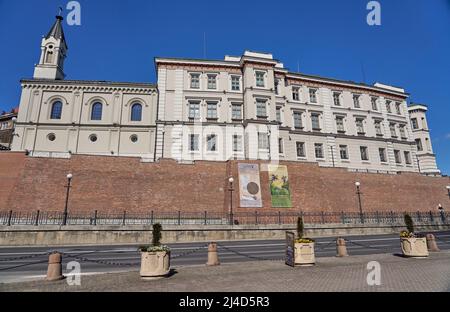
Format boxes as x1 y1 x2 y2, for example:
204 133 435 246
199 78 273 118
238 163 262 208
268 164 292 208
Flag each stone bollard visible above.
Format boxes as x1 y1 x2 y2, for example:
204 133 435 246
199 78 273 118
336 238 348 257
426 234 440 252
206 242 220 266
46 252 64 281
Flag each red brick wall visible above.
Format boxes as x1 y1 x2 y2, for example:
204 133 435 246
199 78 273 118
1 153 449 215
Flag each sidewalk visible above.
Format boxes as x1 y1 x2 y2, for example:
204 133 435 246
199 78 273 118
1 251 450 292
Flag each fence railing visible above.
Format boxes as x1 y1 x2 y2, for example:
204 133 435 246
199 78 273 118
0 210 448 227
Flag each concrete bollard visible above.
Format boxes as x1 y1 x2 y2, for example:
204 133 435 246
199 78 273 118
426 234 440 252
336 237 348 257
46 252 64 281
206 242 220 266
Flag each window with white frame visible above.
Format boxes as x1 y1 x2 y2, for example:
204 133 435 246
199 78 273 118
379 148 387 162
292 87 300 101
371 97 378 111
258 132 269 150
339 145 349 160
389 123 397 137
189 134 199 151
311 113 321 130
188 101 201 120
415 138 423 151
206 134 217 152
353 94 361 108
360 146 369 161
411 118 419 130
296 142 305 157
232 104 242 120
190 73 200 89
356 118 365 134
333 92 341 106
233 135 242 152
315 143 324 159
309 88 317 103
231 76 241 91
399 125 406 138
274 79 279 95
374 120 383 136
276 106 282 123
336 116 345 132
386 100 392 113
394 150 402 164
207 102 218 119
395 102 402 115
404 151 411 164
278 138 284 154
255 71 265 87
207 74 217 90
293 111 303 129
256 99 267 118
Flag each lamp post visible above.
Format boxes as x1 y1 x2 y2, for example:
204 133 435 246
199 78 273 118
228 177 234 225
446 186 450 199
355 182 364 223
62 173 73 226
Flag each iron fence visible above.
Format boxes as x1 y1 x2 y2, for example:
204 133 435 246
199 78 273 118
0 209 448 227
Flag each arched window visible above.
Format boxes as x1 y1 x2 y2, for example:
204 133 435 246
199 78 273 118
50 101 62 119
131 103 142 121
91 102 103 120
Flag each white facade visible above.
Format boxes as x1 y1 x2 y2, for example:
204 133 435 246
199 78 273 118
11 15 441 174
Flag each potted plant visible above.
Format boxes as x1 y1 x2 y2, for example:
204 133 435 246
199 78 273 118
294 216 315 266
400 214 428 258
139 223 171 279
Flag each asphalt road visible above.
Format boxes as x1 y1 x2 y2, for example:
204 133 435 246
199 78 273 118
1 231 449 284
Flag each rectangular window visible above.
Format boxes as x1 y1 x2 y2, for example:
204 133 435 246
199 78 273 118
371 97 378 111
189 134 199 151
256 71 265 87
399 125 406 138
292 87 300 101
374 120 383 136
394 150 402 164
314 143 324 159
379 148 387 163
296 142 305 157
190 73 200 89
207 74 217 89
386 100 392 113
356 118 365 134
395 102 402 115
390 123 397 137
404 151 411 164
336 116 345 132
256 99 267 118
276 107 282 123
232 104 242 120
207 102 217 119
360 146 369 161
415 138 423 151
353 94 361 108
206 134 217 152
188 102 200 120
293 111 303 129
339 145 349 160
231 76 240 91
258 133 269 150
333 92 341 106
311 114 320 130
274 79 279 95
309 89 317 103
233 135 242 152
278 138 284 154
411 118 418 130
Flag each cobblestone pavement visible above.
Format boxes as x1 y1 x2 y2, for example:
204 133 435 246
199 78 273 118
1 251 449 292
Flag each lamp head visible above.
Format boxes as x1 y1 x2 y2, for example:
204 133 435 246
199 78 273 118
355 182 361 187
228 177 234 183
67 173 73 180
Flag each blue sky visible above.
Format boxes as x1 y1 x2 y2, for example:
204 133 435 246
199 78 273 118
0 0 449 173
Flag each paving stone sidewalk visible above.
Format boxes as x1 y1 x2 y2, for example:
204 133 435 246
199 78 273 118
1 252 450 292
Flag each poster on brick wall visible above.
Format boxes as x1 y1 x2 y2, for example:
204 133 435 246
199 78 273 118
268 164 292 208
238 163 262 208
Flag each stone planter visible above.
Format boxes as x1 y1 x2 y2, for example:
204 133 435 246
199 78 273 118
294 242 315 266
400 237 429 258
140 251 170 279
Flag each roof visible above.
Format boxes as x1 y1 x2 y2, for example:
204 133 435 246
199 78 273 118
45 15 67 49
20 78 156 88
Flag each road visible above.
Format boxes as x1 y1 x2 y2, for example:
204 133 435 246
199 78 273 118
1 231 449 284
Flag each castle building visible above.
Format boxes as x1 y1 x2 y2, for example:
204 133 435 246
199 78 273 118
11 14 440 174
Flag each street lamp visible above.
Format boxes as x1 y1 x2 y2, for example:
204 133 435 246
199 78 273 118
355 181 364 223
446 186 450 199
228 177 234 225
62 173 73 226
